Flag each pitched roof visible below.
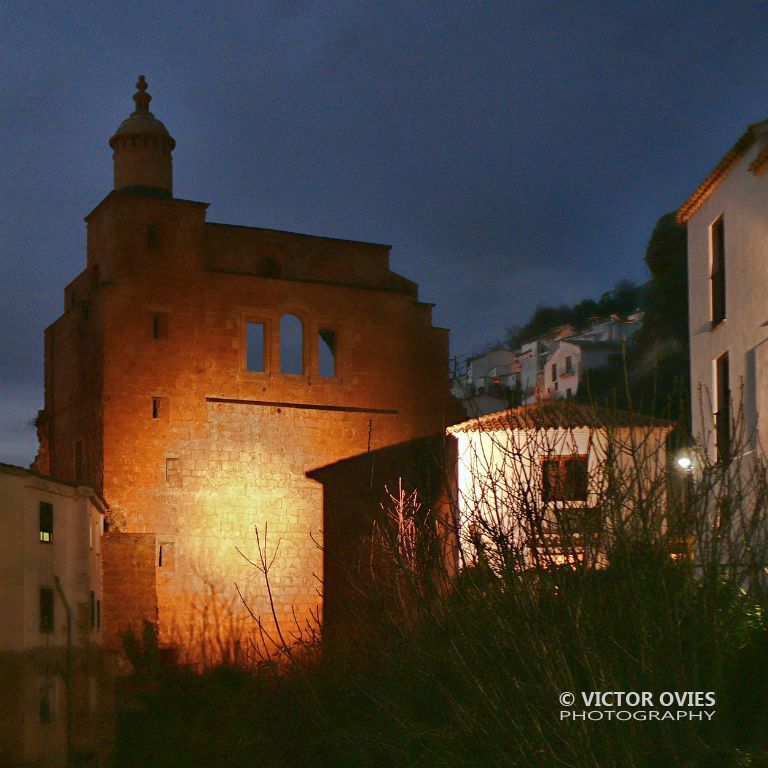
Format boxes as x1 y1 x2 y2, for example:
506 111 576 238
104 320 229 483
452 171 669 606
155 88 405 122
677 119 768 224
446 401 673 434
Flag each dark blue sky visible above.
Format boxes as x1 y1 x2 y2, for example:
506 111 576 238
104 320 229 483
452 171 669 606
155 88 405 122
1 2 766 465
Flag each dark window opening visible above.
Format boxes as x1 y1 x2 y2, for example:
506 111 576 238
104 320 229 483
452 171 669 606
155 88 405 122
39 502 53 543
152 397 168 420
38 680 54 724
711 216 726 326
96 600 101 630
246 322 265 372
40 588 54 633
89 591 96 629
542 455 589 502
715 352 730 462
152 312 169 340
319 329 337 378
280 314 303 375
551 362 557 381
565 356 573 373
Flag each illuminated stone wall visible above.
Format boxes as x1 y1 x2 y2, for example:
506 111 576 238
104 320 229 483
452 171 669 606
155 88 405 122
43 190 451 661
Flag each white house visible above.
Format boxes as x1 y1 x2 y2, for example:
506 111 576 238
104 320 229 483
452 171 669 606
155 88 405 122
542 314 643 400
450 347 521 417
0 463 113 767
459 346 519 396
677 118 768 461
544 339 621 399
446 403 672 570
519 332 571 404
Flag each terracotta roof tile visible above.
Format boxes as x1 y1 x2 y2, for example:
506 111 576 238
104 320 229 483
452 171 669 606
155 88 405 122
446 401 674 434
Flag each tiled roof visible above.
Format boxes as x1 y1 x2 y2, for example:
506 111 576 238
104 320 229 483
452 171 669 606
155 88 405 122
677 120 768 224
446 401 674 434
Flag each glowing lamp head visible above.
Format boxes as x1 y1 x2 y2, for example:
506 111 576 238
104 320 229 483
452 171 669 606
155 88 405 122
677 456 692 471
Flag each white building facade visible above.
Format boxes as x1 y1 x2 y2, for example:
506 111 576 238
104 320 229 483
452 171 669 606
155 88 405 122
446 403 672 571
0 463 113 767
678 118 768 460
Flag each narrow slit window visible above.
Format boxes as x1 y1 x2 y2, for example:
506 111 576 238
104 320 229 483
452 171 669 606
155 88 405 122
280 314 303 375
96 600 101 630
89 591 96 629
152 312 169 340
246 322 265 372
319 329 337 378
152 397 168 420
39 502 53 543
40 588 54 633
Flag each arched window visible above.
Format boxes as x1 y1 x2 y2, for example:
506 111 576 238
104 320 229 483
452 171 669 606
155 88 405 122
280 314 303 375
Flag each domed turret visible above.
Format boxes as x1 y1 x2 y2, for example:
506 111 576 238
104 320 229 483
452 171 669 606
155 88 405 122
109 75 175 197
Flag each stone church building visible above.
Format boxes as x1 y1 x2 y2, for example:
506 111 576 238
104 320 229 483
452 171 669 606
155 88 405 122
35 77 451 662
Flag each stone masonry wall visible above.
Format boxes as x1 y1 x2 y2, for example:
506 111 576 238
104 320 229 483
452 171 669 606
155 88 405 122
46 191 452 662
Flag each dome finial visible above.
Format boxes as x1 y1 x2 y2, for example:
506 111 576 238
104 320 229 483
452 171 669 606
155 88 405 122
132 75 152 115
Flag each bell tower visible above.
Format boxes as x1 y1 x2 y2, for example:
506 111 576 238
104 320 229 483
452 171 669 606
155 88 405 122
109 75 175 197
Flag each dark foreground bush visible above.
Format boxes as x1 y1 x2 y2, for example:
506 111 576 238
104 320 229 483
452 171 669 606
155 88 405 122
117 410 768 767
116 546 768 768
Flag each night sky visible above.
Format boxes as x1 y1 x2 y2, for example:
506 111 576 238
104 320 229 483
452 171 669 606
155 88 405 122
1 2 766 466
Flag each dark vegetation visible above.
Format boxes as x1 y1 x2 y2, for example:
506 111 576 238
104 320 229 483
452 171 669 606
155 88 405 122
116 417 768 767
506 278 644 351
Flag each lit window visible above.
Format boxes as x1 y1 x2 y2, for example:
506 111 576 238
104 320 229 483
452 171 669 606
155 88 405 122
711 216 726 326
39 502 53 543
542 456 589 502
